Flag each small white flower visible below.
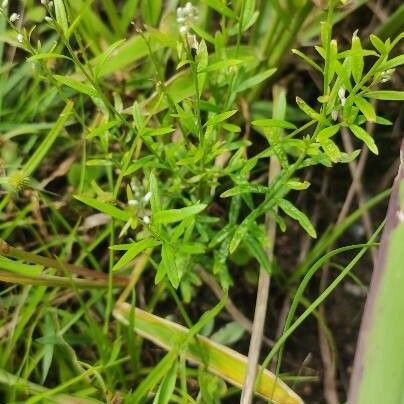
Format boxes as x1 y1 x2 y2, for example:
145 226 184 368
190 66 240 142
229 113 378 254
338 87 346 106
187 34 198 50
41 0 47 4
44 16 52 22
143 191 152 203
16 33 23 43
48 1 53 7
9 13 20 23
128 199 139 207
179 25 188 34
143 215 151 224
331 110 338 121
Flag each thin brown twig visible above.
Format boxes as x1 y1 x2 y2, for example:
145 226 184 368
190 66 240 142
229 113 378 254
241 151 281 404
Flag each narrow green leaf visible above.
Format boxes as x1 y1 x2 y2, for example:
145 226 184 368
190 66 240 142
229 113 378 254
349 125 378 154
74 195 131 222
161 244 179 288
153 204 206 225
53 75 98 98
0 256 43 276
379 55 404 71
210 322 245 345
369 34 386 54
292 49 322 73
220 184 269 198
54 0 69 35
140 0 162 26
364 91 404 101
350 33 364 83
252 119 297 130
205 110 238 127
278 199 317 238
24 101 73 177
113 238 160 271
152 361 178 404
296 97 329 125
319 138 341 163
354 97 376 122
316 124 340 142
236 68 276 93
243 233 272 274
202 0 236 19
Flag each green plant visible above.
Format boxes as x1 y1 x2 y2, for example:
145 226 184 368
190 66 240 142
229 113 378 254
0 0 402 403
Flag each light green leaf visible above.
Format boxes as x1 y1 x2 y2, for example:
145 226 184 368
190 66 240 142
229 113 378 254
161 244 179 288
354 97 376 122
351 34 364 84
113 238 160 271
53 75 98 98
74 195 131 222
202 0 236 18
364 91 404 101
205 110 238 127
379 55 404 71
211 322 245 345
141 0 162 26
153 204 207 224
292 49 322 73
278 199 317 238
220 184 269 198
24 101 74 177
236 68 276 93
349 125 378 154
0 256 43 276
316 124 340 142
296 97 330 125
252 119 297 130
54 0 69 35
152 361 178 404
319 138 341 163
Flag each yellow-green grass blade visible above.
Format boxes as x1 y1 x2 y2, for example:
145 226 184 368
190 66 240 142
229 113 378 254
348 142 404 404
113 301 304 404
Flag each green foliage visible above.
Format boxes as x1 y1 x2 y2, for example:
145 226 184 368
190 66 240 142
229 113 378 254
0 0 402 403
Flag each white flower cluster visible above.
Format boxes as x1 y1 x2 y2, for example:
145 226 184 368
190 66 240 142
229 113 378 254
380 68 394 83
129 179 152 225
176 2 198 34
